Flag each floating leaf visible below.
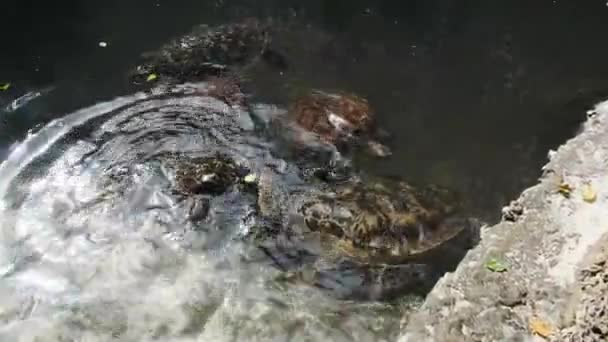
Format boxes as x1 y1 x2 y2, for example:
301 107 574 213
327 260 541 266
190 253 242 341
486 258 508 273
529 317 553 338
581 184 597 203
558 182 573 198
243 173 257 184
0 83 10 91
146 73 158 82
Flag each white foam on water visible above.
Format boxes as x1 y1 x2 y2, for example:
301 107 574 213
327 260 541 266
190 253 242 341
0 86 405 341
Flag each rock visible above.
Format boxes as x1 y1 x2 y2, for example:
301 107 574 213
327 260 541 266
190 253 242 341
399 99 608 341
498 283 527 307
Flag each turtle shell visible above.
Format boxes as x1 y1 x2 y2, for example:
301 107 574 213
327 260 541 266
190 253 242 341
297 177 473 265
172 152 247 195
130 18 286 84
288 90 391 157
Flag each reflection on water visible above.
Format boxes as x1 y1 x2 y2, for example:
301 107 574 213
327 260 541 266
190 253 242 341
2 1 608 340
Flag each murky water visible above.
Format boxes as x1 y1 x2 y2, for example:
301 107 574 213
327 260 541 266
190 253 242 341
0 81 422 341
2 1 608 341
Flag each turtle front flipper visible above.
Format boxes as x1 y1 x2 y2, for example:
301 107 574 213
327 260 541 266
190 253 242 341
241 166 314 272
240 166 289 243
256 167 285 222
405 216 482 266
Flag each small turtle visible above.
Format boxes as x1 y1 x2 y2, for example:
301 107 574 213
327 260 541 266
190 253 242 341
129 18 287 84
245 166 293 241
256 167 284 221
171 152 249 196
286 90 392 158
163 152 261 224
253 90 392 183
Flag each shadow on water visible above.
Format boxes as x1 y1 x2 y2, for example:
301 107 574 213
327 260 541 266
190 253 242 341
1 0 608 340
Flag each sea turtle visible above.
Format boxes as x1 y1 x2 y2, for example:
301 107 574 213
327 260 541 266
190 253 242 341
129 18 287 85
160 151 262 224
248 171 480 300
288 90 392 158
296 177 476 265
170 152 250 196
251 90 392 183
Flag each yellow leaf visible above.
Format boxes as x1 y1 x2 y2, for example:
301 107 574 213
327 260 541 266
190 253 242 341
146 73 158 82
529 317 553 338
582 184 597 203
558 182 573 198
486 258 508 272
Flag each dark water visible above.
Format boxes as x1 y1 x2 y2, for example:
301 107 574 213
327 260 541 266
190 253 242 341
1 1 608 341
2 0 608 221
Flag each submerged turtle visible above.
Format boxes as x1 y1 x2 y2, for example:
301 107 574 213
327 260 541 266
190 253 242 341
262 90 392 159
297 177 476 265
118 18 478 299
249 171 480 300
251 90 392 183
171 152 249 196
159 151 259 224
289 90 392 157
129 18 287 85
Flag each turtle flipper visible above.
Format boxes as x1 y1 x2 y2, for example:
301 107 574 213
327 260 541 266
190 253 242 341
256 167 287 222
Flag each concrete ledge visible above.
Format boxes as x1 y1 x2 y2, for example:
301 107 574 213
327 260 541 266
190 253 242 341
399 100 608 341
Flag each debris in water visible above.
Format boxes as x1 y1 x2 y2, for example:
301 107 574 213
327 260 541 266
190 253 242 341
244 173 258 184
529 317 553 338
146 73 158 82
557 181 573 198
486 258 508 273
99 41 108 48
0 83 10 91
581 183 597 203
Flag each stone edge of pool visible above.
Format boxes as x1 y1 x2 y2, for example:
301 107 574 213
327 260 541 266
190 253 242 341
398 99 608 341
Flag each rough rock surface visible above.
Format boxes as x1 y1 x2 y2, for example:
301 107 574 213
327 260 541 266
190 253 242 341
556 234 608 342
399 100 608 342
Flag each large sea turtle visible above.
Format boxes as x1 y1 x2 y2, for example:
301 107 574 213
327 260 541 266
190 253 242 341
129 18 287 85
246 169 480 300
296 177 473 264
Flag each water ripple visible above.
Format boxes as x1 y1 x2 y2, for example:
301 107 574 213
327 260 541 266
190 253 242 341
0 82 406 341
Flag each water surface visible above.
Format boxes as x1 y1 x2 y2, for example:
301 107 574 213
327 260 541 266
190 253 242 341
2 1 608 341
